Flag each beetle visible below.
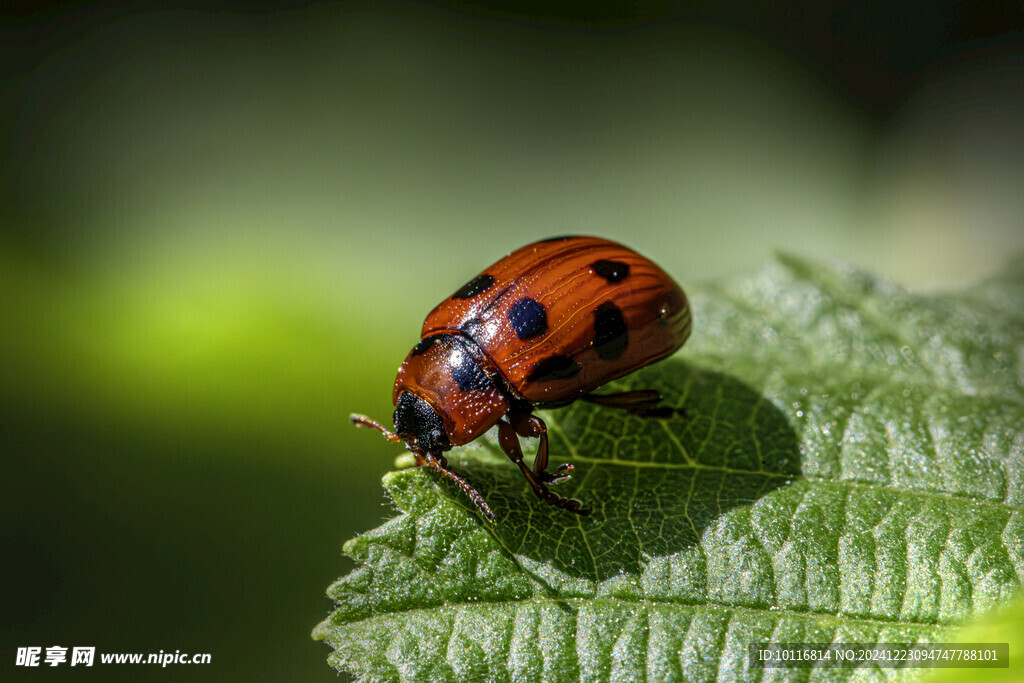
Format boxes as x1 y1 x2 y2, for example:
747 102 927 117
351 235 691 520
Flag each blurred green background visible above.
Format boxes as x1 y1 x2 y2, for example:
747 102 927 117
2 1 1022 680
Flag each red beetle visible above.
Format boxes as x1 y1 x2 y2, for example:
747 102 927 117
352 236 691 520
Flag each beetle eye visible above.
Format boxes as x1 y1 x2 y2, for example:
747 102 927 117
393 392 450 453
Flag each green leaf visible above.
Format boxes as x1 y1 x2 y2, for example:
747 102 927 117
922 586 1024 683
314 255 1024 681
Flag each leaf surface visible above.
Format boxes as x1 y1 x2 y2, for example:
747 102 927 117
315 255 1024 681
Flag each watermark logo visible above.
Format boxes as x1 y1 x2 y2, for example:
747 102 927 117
17 647 93 667
16 647 207 667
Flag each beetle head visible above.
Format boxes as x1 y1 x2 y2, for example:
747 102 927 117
393 391 451 454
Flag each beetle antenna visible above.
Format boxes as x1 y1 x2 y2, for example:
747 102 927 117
350 413 402 443
423 453 495 522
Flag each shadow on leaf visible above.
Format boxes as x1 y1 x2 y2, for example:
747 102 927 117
447 360 801 582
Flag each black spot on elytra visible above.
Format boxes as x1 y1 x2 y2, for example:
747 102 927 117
411 334 450 356
449 343 492 392
527 355 580 383
538 235 577 243
507 297 547 340
592 301 628 360
591 260 630 283
453 274 495 299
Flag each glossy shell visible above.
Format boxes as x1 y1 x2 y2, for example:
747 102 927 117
417 236 691 404
393 333 509 446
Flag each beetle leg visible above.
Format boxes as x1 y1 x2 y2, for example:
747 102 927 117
422 452 495 522
580 390 685 418
497 420 588 514
350 413 403 442
507 412 574 484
